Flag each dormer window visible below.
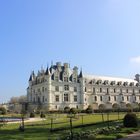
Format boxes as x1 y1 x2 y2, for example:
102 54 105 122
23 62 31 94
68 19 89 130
55 76 59 82
64 77 68 82
73 78 77 82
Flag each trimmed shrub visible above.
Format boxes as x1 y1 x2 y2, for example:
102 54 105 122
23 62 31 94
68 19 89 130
40 112 46 118
30 112 35 118
123 113 138 127
70 108 77 114
86 105 93 114
64 106 70 113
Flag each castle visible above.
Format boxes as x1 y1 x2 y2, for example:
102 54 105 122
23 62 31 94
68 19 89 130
27 62 140 111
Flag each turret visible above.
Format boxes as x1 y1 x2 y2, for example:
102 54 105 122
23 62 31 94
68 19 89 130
135 74 140 82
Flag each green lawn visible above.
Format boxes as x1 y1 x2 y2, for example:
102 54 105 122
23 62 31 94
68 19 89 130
0 113 139 140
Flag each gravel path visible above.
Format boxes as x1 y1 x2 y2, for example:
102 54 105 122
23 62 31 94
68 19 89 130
119 131 140 140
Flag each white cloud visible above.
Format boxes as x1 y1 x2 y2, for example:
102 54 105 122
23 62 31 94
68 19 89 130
130 56 140 64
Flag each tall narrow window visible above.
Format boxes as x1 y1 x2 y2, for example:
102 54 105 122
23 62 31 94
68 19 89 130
122 96 124 101
64 77 68 82
126 89 128 93
108 96 110 101
55 95 59 102
73 78 77 82
107 88 109 94
85 87 87 92
42 87 44 92
127 96 129 101
100 96 102 101
93 88 95 93
64 85 69 91
42 96 45 102
114 88 116 93
95 96 97 101
74 95 77 102
55 76 59 82
100 88 102 93
74 87 77 92
114 96 116 101
64 94 69 102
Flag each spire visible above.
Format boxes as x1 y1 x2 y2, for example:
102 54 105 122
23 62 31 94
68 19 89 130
79 68 83 78
45 67 50 75
29 75 32 81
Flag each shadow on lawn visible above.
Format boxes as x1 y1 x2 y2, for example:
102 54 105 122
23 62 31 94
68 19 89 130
0 127 65 140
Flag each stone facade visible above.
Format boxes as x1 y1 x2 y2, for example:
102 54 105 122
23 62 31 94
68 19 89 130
27 62 140 111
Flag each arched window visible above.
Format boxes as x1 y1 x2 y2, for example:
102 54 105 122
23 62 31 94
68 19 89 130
108 96 110 101
95 96 97 101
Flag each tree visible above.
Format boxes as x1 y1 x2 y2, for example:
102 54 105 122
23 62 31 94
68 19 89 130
86 105 93 113
9 95 27 104
112 103 120 120
99 104 106 122
64 106 70 113
0 107 6 115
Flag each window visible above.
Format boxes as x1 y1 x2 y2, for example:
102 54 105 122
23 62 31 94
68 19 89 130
108 96 110 101
126 89 128 93
37 88 40 92
45 88 47 91
134 96 136 101
55 95 59 102
100 96 102 101
93 88 95 93
74 87 77 92
42 96 45 102
42 87 44 92
85 87 87 92
64 77 68 82
55 86 59 91
114 96 116 101
74 95 77 102
55 76 59 82
122 96 124 101
95 96 97 101
33 97 35 102
127 96 129 101
64 94 68 102
107 88 109 94
64 85 69 91
73 78 77 82
100 88 102 93
114 89 116 93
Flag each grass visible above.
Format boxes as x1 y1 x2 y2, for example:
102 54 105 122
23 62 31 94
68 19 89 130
0 112 139 140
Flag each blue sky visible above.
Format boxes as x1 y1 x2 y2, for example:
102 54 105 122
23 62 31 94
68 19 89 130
0 0 140 103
